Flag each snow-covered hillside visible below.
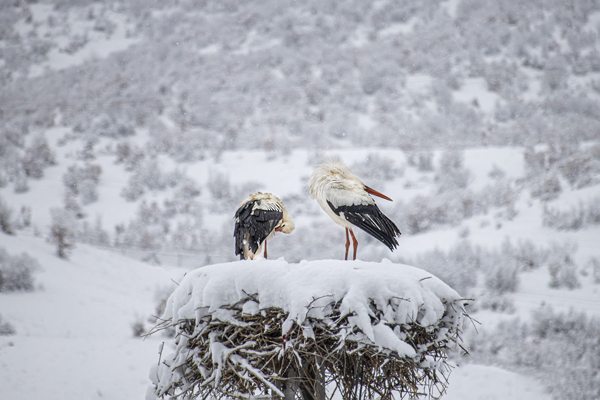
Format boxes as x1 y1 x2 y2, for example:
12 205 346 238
2 0 600 399
0 233 187 400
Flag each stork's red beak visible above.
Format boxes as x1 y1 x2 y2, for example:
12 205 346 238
275 227 282 232
365 186 393 201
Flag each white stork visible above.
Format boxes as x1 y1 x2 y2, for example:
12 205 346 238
234 192 295 260
310 157 401 260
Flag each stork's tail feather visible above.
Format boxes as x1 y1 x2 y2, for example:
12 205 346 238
327 201 401 251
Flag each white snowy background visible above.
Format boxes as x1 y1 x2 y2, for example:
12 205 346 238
1 0 600 399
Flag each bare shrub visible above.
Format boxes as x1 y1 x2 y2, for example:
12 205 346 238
114 141 145 171
79 216 110 247
486 179 518 208
48 208 77 259
484 61 518 93
13 169 29 194
207 169 232 200
0 247 40 292
0 196 15 235
16 206 31 230
121 173 145 202
547 241 580 290
488 164 506 180
20 135 56 179
131 316 146 338
542 56 568 91
121 159 181 202
418 153 434 171
485 257 519 294
559 155 598 189
587 257 600 284
408 240 480 295
480 239 524 294
76 140 96 161
64 192 85 219
512 239 549 271
542 203 585 230
477 294 516 313
175 176 201 200
0 314 16 336
587 200 600 225
63 163 102 205
91 114 135 138
530 174 562 201
401 190 480 234
542 197 600 230
435 150 471 193
548 260 581 289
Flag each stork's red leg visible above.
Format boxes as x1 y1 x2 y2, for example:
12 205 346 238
345 228 350 260
349 229 358 260
264 239 268 259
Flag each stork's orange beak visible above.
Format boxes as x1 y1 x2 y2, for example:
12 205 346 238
365 186 393 201
275 227 282 232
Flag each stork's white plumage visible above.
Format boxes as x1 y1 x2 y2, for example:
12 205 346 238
234 192 295 260
310 157 401 260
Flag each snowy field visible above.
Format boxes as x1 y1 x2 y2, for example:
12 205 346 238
2 1 600 399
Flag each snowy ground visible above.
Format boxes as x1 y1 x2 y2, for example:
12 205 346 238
443 364 552 400
0 234 186 400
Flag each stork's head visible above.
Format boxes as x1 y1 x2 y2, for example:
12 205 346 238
277 209 295 234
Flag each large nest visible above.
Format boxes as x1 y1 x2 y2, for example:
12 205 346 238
146 260 468 400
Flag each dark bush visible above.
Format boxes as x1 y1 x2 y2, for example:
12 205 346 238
62 163 102 205
435 150 471 193
547 241 580 290
0 196 15 235
48 208 77 259
0 247 40 292
20 136 56 179
531 174 562 201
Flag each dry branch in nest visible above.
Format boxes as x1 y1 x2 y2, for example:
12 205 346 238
148 299 465 400
146 260 469 400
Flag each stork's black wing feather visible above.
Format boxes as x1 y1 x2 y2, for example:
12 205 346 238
234 200 283 259
327 201 401 251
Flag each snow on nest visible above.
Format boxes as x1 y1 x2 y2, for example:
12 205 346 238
149 259 467 399
162 258 465 351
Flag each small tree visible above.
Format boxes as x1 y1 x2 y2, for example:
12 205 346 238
48 208 77 259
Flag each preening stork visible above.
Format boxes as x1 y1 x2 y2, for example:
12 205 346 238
310 157 401 260
234 192 295 260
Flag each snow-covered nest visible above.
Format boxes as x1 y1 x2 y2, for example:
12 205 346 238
146 259 468 400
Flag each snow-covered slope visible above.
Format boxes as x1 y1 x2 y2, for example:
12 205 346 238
0 234 187 400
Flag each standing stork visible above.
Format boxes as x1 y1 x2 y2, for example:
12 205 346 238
234 192 295 260
310 157 401 260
